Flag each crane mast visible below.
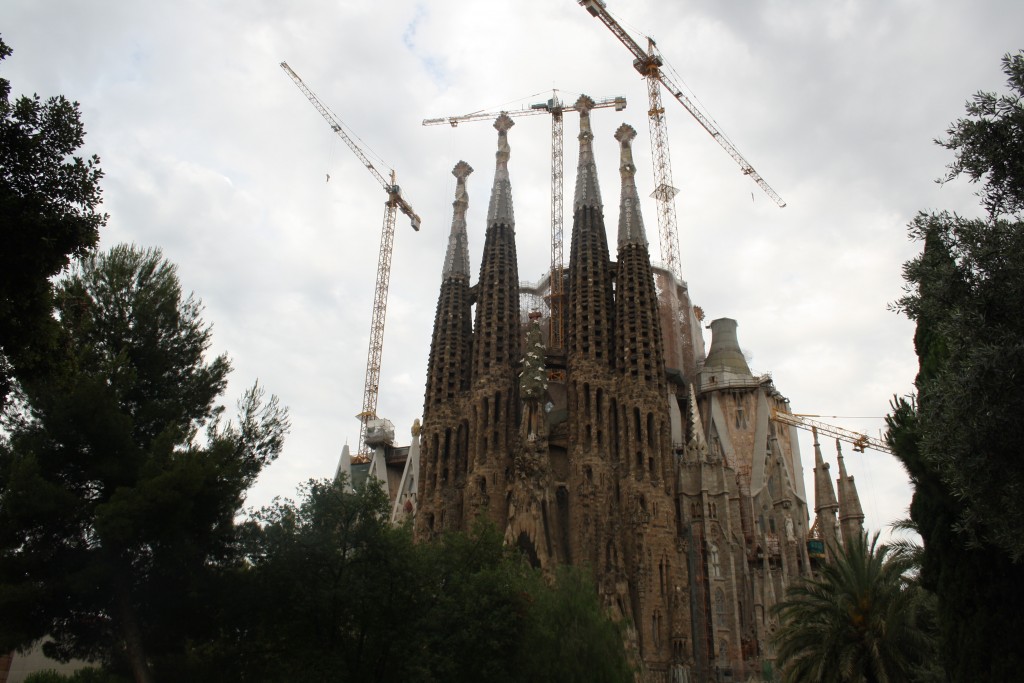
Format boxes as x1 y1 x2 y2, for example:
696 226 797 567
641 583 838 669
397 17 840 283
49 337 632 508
281 61 420 458
423 92 626 350
578 0 785 281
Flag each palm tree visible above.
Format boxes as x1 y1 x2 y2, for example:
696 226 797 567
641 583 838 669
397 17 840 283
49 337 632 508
770 531 936 683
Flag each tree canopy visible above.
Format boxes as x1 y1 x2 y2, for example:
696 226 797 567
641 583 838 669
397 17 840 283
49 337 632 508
887 50 1024 680
0 34 106 405
0 245 288 682
184 476 634 683
893 51 1024 561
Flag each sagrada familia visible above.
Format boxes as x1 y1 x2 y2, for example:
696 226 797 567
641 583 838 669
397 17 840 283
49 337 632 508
369 97 864 682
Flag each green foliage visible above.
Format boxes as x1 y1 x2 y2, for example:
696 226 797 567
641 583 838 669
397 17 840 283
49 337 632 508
771 532 936 683
191 478 632 683
0 245 288 680
937 52 1024 220
887 49 1024 681
894 210 1024 559
24 668 129 683
0 34 106 404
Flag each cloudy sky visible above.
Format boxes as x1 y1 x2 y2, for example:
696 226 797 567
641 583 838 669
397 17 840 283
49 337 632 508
4 0 1021 536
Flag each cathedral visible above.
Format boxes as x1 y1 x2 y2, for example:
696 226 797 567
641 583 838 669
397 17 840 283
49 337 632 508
406 97 863 682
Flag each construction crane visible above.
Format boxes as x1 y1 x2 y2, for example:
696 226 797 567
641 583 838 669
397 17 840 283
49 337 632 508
423 91 626 351
770 408 892 455
281 61 421 459
578 0 785 284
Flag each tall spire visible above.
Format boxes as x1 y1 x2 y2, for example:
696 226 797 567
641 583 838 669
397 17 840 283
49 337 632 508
442 161 473 279
613 122 665 387
835 439 865 545
566 95 614 367
573 95 602 211
472 114 522 377
487 114 515 228
811 426 840 553
615 123 646 246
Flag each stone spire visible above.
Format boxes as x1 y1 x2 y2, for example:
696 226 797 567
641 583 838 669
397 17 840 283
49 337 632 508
465 114 522 529
685 384 709 462
811 427 840 554
567 96 614 367
486 114 515 228
615 123 646 246
472 115 522 377
442 161 473 279
613 123 665 387
573 95 602 211
424 162 475 414
835 439 865 546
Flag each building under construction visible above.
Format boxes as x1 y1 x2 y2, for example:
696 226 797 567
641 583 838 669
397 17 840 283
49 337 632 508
377 99 866 682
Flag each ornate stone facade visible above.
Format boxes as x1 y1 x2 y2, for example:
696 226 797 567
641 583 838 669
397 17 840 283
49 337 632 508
414 101 862 682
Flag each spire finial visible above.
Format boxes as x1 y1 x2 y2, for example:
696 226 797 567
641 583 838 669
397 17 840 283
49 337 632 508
487 115 515 227
573 95 602 211
686 384 708 461
615 123 646 246
442 161 473 279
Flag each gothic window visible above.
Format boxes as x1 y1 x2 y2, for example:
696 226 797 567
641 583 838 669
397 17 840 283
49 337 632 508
709 542 721 578
715 588 726 618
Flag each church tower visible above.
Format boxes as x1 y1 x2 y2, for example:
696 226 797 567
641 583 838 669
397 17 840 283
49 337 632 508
414 97 822 683
564 96 618 570
418 161 475 536
607 123 681 671
465 114 522 529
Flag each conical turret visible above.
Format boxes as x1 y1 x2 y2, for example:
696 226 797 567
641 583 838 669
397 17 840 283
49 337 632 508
703 318 752 377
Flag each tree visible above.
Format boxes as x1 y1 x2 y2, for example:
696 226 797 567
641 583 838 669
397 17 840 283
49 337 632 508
0 245 288 683
0 34 106 405
887 49 1024 680
893 51 1024 561
771 532 935 683
197 476 633 683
